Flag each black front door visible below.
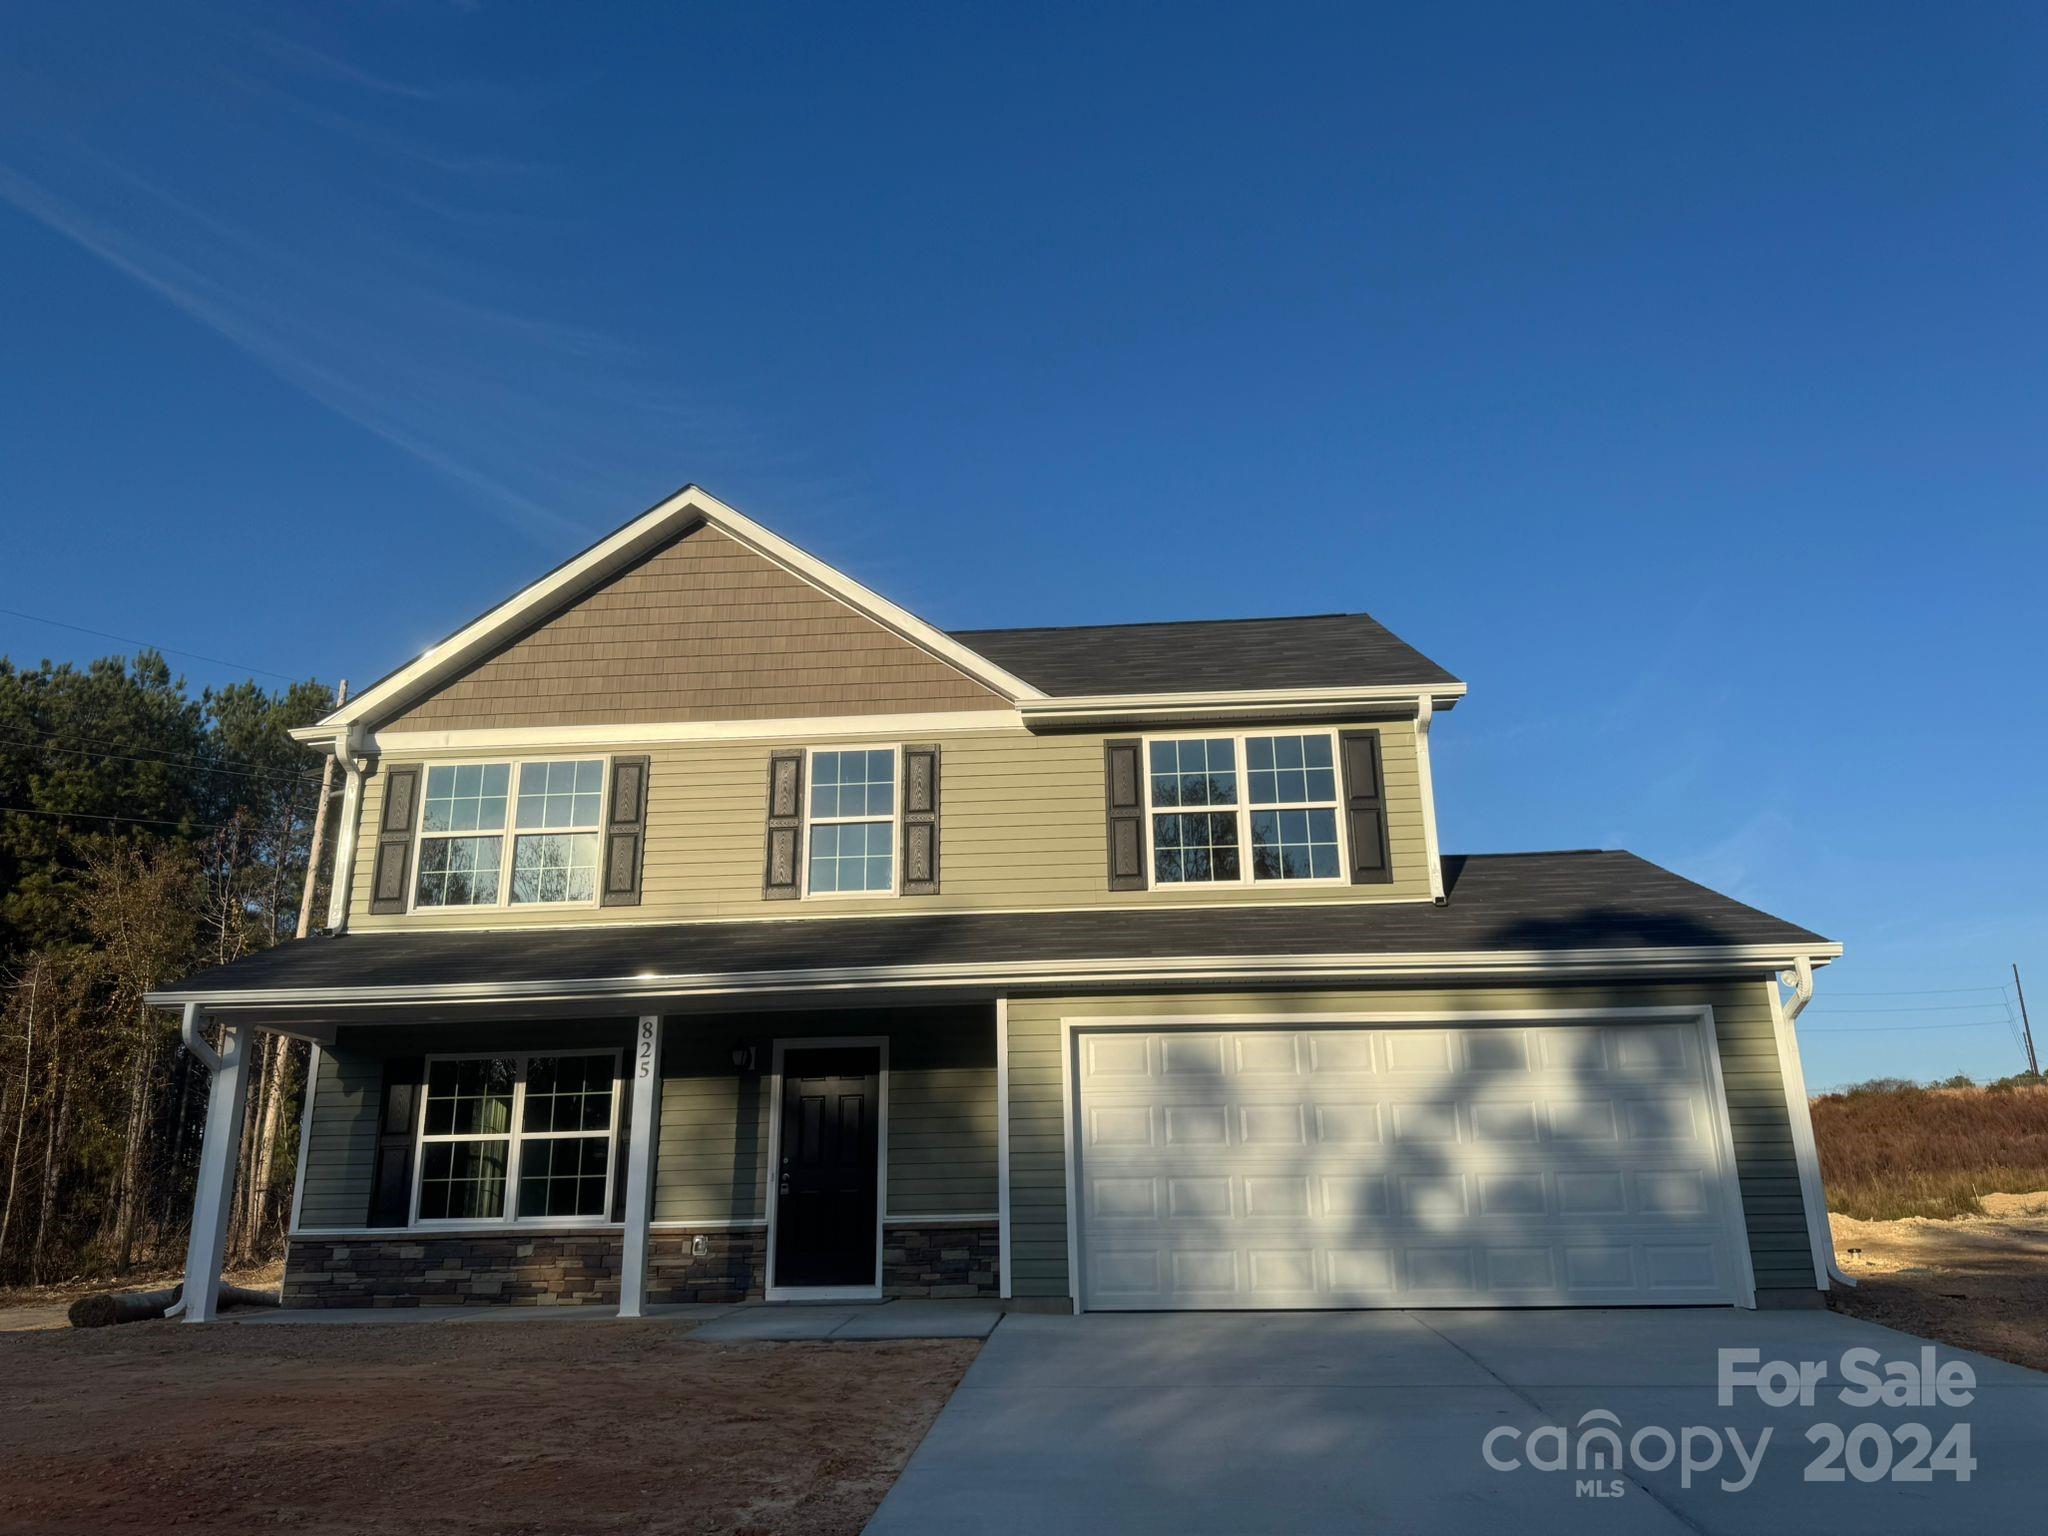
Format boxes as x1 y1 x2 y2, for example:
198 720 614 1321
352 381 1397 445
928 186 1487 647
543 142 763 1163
773 1047 881 1288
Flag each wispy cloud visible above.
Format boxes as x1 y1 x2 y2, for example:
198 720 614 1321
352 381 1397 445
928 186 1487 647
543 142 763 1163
1674 806 1799 902
0 161 588 542
0 18 767 545
253 32 444 101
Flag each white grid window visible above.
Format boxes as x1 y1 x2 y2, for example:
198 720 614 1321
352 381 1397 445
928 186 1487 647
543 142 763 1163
414 1051 619 1225
413 759 606 910
416 763 509 907
1247 733 1343 881
805 748 897 895
1143 731 1347 888
1147 737 1241 884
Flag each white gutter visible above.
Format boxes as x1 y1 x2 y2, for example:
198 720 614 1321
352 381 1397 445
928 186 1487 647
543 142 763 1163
146 940 1844 1011
1770 955 1856 1291
1017 682 1467 729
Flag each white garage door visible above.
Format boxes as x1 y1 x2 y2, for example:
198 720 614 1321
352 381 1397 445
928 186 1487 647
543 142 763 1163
1072 1021 1745 1309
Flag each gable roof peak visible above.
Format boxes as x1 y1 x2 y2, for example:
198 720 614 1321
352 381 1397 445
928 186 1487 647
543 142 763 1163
308 485 1046 737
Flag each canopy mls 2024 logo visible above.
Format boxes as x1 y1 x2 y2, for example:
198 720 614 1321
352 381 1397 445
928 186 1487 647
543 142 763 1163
1482 1346 1978 1499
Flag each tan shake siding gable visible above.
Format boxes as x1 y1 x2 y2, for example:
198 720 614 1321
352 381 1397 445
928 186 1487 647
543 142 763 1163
377 522 1004 731
1002 981 1817 1302
346 720 1432 925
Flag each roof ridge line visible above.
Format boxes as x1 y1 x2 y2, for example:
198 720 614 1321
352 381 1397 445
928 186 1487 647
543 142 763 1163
954 611 1366 636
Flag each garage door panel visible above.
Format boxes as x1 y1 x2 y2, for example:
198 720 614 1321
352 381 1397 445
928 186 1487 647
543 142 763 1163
1074 1022 1741 1309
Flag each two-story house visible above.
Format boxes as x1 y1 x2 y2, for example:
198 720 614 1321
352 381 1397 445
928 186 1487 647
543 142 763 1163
152 486 1845 1320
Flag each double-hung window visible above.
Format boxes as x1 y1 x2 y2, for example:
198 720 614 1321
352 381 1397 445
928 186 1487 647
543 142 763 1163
414 759 606 909
414 1051 619 1224
804 747 897 895
1145 731 1345 887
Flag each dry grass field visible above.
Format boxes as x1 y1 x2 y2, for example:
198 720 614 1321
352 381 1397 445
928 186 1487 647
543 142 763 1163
1811 1078 2048 1220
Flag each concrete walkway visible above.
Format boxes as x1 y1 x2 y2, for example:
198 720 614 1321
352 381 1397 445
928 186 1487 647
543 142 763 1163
223 1296 1003 1340
686 1298 1004 1341
224 1300 735 1326
867 1308 2048 1535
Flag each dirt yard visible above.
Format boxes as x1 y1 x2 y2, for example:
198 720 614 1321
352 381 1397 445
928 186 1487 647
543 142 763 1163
0 1317 977 1535
1830 1192 2048 1373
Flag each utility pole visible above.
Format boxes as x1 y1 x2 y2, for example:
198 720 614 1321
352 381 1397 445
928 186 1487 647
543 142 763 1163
245 680 348 1254
2017 963 2040 1079
295 679 347 941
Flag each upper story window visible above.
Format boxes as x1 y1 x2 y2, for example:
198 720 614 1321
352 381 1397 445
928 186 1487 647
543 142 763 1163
805 747 897 895
415 759 606 909
1145 731 1345 887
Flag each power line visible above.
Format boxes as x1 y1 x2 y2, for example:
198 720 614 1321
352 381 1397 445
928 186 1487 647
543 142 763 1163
5 716 333 780
0 727 324 789
1801 1002 2016 1015
0 605 309 684
0 802 237 833
1801 1020 2013 1033
1816 986 2008 998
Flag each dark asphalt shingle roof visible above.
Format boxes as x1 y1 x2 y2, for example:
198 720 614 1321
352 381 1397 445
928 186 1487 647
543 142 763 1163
154 851 1829 1003
952 613 1462 697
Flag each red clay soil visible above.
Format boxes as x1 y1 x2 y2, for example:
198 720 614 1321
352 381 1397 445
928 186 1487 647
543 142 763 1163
0 1319 977 1536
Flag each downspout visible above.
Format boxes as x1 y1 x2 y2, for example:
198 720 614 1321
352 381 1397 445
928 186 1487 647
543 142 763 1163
1414 696 1447 904
1773 955 1856 1289
164 1003 225 1319
323 725 370 935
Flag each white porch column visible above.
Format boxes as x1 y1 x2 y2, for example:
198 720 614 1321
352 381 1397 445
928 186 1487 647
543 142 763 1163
616 1014 663 1318
179 1006 249 1323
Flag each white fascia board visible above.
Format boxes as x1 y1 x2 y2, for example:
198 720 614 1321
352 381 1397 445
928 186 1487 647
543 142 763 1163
147 941 1843 1011
366 708 1024 755
312 486 1045 735
1018 681 1468 727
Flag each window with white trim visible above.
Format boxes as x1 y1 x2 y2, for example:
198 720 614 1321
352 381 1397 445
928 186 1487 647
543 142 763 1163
804 747 897 895
414 759 606 909
1147 737 1241 884
414 1051 619 1224
1145 731 1346 886
1246 733 1343 880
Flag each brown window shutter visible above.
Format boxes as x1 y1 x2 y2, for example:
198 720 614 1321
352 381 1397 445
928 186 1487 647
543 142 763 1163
901 744 940 895
366 1055 424 1226
1104 739 1147 890
600 755 651 907
1339 730 1393 884
762 751 804 899
367 762 422 914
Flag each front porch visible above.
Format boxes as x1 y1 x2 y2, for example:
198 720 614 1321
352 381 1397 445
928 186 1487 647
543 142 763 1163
177 1000 1003 1320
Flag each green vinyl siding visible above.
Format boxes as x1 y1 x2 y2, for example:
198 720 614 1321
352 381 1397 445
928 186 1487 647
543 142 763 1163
295 1045 381 1230
1003 978 1817 1301
650 1005 997 1225
349 720 1434 931
294 1011 996 1234
292 1019 634 1232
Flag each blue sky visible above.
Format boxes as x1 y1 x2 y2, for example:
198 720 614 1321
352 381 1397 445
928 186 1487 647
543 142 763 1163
3 4 2042 1087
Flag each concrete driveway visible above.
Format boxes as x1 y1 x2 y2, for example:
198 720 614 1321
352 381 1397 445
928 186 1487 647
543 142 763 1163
866 1308 2048 1535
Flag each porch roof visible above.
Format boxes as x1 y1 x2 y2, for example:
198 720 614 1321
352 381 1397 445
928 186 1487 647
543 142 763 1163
149 851 1836 1018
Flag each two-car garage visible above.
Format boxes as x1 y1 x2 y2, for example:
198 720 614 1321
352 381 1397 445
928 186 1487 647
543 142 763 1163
1068 1016 1752 1310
